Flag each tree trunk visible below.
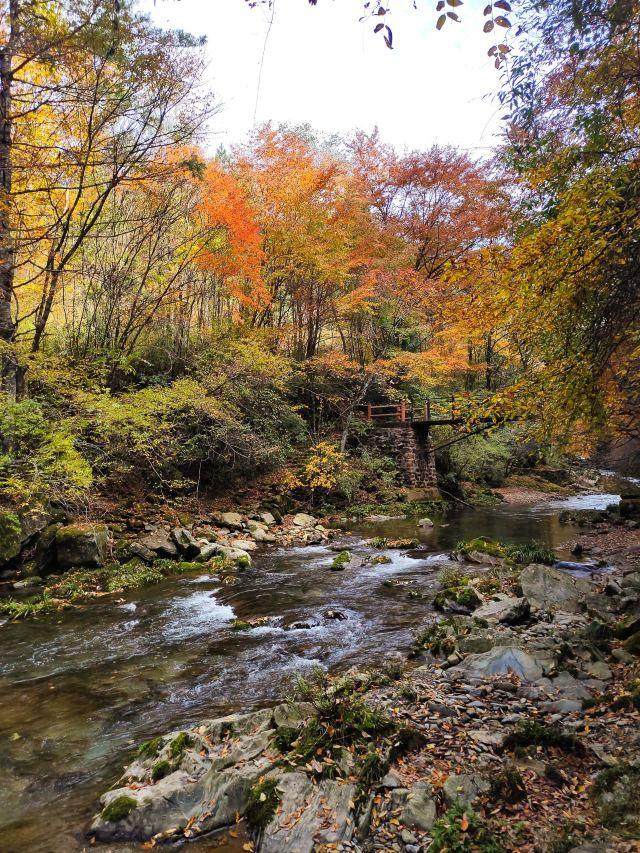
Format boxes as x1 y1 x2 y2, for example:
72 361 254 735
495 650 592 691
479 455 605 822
0 4 17 396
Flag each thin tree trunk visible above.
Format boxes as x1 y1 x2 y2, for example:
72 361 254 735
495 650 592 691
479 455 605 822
0 2 17 395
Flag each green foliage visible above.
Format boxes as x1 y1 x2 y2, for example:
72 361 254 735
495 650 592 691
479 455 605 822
430 803 503 852
282 668 394 777
101 795 137 823
443 428 514 487
504 540 555 566
591 764 640 836
0 400 92 503
0 591 57 619
246 777 281 830
456 537 506 559
504 720 580 754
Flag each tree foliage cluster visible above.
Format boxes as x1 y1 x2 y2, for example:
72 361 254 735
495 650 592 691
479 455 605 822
0 0 638 507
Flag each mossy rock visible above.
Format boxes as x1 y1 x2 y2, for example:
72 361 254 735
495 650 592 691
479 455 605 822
246 777 281 829
151 759 172 782
0 512 23 566
137 736 164 759
330 550 350 571
169 732 191 760
55 523 108 569
591 764 640 837
101 795 137 823
623 630 640 656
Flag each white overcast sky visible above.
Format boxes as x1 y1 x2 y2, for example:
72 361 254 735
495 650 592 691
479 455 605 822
145 0 503 154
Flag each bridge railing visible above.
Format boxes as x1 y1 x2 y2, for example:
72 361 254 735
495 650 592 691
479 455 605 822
360 393 488 424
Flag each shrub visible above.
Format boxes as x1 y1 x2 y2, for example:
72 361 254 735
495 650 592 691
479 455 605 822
246 777 281 830
430 803 503 852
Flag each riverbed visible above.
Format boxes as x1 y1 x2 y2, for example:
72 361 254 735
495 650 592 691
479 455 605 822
0 484 628 851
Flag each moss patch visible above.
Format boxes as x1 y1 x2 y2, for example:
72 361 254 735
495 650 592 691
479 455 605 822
137 736 163 759
169 732 191 760
246 777 281 830
101 795 137 823
151 759 172 782
330 550 350 571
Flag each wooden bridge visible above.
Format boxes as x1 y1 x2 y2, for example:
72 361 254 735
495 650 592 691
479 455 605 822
358 394 490 494
361 393 487 427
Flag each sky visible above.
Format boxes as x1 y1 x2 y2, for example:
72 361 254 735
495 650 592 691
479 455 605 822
144 0 504 155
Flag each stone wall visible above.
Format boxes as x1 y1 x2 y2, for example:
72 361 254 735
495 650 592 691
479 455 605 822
368 426 438 490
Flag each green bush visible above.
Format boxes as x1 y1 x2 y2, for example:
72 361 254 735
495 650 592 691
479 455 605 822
430 803 503 852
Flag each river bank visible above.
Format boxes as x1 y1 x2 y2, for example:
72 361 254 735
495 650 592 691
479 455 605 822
0 480 638 850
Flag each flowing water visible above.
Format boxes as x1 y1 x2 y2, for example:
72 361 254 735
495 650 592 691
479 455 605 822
0 480 629 851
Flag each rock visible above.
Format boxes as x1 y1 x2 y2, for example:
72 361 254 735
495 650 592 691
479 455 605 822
34 522 62 574
380 771 404 789
623 630 640 655
260 512 276 525
216 512 244 530
611 648 634 664
621 571 640 591
1 506 52 567
323 609 348 620
442 773 490 806
292 513 317 528
539 671 593 701
400 781 436 831
91 709 275 842
418 518 434 528
468 729 506 748
197 543 220 562
585 661 612 681
450 646 544 681
546 699 583 714
170 528 200 559
13 576 43 589
231 538 258 552
55 524 108 569
215 546 252 567
519 563 593 613
474 596 530 625
139 530 178 559
261 772 356 853
128 541 156 563
283 620 315 631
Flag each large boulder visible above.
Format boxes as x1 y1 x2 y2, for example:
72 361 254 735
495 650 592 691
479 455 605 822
292 513 317 528
215 512 244 531
400 781 436 831
0 505 53 567
55 524 108 569
474 596 530 625
519 563 592 613
170 528 200 560
450 646 544 681
139 530 178 559
89 705 358 851
442 773 490 807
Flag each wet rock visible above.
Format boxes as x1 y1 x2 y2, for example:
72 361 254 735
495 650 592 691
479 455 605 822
474 596 530 625
215 545 252 567
520 564 592 614
400 781 436 831
170 528 200 560
13 576 43 589
56 524 108 569
450 646 544 682
139 530 178 559
324 609 348 620
232 538 258 552
283 619 315 631
442 773 490 806
418 517 434 528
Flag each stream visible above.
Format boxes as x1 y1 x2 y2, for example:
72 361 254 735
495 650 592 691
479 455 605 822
0 481 630 851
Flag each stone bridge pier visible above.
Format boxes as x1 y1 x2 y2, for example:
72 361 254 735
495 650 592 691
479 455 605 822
368 425 439 496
